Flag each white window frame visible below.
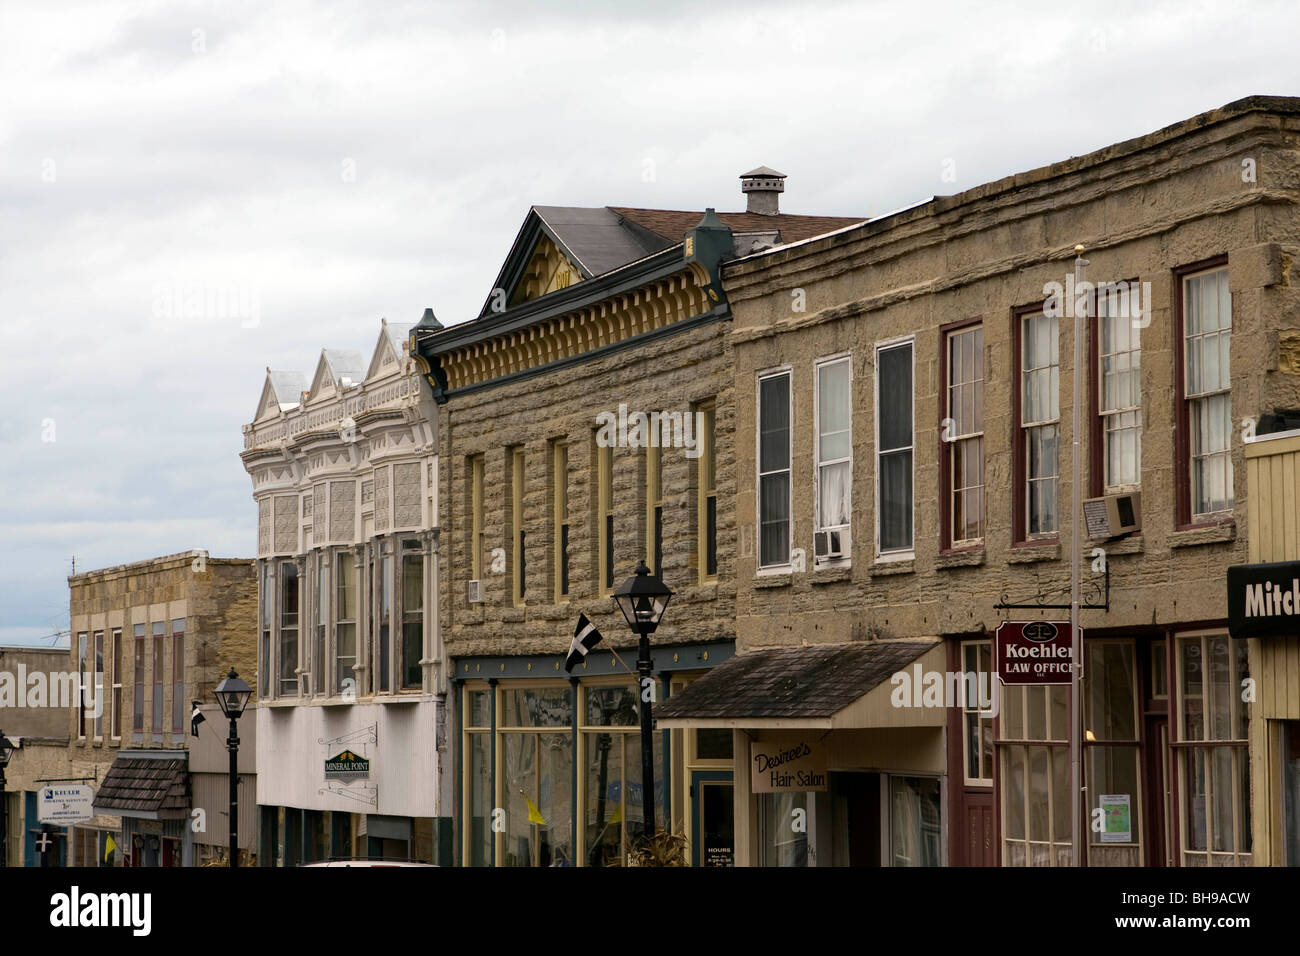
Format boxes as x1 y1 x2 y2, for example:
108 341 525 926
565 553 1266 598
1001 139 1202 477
875 337 915 560
1020 310 1060 538
960 639 993 787
756 366 794 572
1182 266 1233 521
814 354 852 565
946 325 985 548
1097 282 1142 493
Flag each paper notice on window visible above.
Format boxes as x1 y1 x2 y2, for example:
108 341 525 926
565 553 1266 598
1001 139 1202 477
1099 793 1132 843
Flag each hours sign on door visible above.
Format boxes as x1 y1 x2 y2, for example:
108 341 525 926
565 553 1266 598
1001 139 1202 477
995 621 1077 685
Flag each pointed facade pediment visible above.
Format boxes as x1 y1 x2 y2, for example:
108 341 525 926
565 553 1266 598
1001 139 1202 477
366 320 414 381
508 231 585 307
307 349 365 404
255 369 308 423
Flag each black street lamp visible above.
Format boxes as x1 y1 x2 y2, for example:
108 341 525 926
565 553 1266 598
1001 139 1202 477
612 560 673 842
0 730 13 868
213 669 252 868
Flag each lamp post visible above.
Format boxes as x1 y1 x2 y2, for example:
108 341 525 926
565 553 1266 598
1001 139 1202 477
0 730 14 868
213 668 252 868
612 560 673 842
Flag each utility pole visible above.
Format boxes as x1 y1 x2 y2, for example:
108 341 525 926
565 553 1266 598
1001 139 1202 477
1070 245 1088 867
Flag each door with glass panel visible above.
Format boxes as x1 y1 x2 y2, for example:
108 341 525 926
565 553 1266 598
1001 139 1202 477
690 771 734 867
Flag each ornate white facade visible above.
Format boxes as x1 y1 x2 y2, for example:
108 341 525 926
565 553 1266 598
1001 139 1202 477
240 319 447 860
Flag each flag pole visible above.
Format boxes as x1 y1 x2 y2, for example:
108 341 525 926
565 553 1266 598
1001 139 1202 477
1071 244 1088 868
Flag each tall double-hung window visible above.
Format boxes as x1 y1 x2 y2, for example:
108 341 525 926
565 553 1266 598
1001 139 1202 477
1019 309 1059 538
876 340 914 556
757 370 792 568
1179 264 1233 521
815 357 851 562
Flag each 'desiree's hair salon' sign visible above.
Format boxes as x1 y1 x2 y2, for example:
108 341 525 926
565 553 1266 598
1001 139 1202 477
750 737 828 793
1227 561 1300 639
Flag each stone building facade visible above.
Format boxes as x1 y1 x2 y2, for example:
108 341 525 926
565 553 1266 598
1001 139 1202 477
657 95 1300 867
411 179 863 866
63 551 256 866
240 319 447 865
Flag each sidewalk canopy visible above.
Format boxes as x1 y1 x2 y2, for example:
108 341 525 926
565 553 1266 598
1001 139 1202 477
93 754 190 821
655 639 946 730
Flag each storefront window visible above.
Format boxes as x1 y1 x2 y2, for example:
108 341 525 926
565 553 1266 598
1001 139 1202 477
1178 633 1250 865
759 792 808 866
999 684 1071 866
891 776 942 866
962 641 993 785
465 687 492 867
499 685 574 867
1084 641 1141 862
583 683 662 867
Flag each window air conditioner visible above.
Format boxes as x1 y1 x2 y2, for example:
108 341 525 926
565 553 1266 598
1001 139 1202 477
1083 491 1141 540
814 528 849 560
467 579 483 604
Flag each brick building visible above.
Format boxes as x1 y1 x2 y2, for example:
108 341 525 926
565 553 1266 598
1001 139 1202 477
411 172 863 866
658 96 1300 866
63 551 257 866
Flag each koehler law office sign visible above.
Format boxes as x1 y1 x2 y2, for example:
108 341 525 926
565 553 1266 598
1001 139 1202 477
1227 561 1300 639
37 784 95 825
995 621 1076 685
750 737 828 793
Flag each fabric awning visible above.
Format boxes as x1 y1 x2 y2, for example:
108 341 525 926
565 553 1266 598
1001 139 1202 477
92 754 190 820
655 639 946 730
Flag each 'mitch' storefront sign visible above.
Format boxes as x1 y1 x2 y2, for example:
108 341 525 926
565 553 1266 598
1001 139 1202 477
1228 561 1300 639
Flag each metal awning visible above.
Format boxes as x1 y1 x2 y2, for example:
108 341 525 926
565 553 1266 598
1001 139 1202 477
655 639 946 730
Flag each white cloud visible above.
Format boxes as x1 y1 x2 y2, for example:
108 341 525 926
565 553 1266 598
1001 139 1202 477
1 0 1295 628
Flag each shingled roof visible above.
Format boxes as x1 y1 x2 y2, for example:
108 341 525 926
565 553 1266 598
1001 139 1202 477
656 640 938 721
93 755 189 819
608 207 865 246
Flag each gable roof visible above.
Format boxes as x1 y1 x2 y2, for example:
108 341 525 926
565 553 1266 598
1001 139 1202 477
477 204 866 318
307 348 365 403
366 320 414 380
255 369 308 422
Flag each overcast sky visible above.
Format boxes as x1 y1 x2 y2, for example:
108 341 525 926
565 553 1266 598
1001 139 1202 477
1 0 1294 645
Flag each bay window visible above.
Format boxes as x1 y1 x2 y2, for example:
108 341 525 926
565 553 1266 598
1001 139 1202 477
758 369 792 568
279 560 299 696
315 555 328 696
336 551 357 695
876 340 913 556
401 539 423 690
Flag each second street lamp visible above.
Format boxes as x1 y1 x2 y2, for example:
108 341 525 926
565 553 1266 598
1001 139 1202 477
0 729 14 868
612 560 673 843
213 668 252 868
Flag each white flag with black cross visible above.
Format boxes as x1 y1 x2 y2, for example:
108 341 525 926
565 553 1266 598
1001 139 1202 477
565 613 604 672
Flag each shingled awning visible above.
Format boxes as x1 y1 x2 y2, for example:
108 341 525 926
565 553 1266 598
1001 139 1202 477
93 754 190 820
655 640 946 730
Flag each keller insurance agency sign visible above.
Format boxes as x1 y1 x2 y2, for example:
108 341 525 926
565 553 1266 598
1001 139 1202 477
995 621 1076 685
37 784 95 825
